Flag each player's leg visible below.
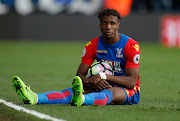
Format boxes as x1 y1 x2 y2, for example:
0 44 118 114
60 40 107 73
37 88 72 104
108 86 140 105
82 89 113 105
108 87 126 105
71 76 113 106
82 86 127 105
12 76 73 105
83 84 139 105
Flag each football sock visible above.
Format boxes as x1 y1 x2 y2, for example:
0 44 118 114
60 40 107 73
83 89 112 105
37 87 73 104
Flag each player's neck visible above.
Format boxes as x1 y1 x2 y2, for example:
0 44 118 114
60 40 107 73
103 33 121 44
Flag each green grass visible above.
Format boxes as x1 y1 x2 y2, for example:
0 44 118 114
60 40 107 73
0 41 179 121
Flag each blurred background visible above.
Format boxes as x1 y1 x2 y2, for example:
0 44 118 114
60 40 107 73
0 0 180 47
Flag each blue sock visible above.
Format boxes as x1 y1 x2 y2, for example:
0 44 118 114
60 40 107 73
37 87 72 104
83 89 113 105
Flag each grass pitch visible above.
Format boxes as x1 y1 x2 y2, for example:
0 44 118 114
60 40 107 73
0 41 179 121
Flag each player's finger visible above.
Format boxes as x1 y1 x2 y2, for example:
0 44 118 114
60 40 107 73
97 82 107 90
96 84 103 91
108 85 112 88
99 81 108 89
101 80 109 88
99 80 110 89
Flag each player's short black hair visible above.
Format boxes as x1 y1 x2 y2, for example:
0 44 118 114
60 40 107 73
98 8 121 21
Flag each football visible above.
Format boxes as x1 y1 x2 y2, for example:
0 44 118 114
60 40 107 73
87 61 113 78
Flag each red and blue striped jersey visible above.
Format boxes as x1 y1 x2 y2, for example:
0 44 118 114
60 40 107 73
81 33 140 86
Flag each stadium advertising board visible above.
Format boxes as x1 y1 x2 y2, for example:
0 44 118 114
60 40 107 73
161 15 180 48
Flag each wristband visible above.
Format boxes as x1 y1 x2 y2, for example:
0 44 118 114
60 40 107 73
99 72 107 80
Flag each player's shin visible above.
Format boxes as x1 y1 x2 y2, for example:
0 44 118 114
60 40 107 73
83 89 112 105
37 88 73 104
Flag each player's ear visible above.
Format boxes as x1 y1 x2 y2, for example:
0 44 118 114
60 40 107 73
117 22 120 29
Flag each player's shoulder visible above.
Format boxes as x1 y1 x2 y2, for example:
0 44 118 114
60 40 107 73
85 36 100 47
127 38 139 45
126 38 140 51
90 36 100 43
123 35 140 52
123 34 140 48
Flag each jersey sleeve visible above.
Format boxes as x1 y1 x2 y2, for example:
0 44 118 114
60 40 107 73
81 37 98 66
124 38 141 68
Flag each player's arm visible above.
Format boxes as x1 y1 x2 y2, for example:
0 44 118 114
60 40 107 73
77 38 111 90
105 39 140 89
106 68 139 89
76 63 90 87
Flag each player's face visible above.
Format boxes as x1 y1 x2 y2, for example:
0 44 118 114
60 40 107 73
99 15 120 40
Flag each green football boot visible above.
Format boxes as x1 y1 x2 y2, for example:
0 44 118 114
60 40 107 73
71 76 84 106
12 76 37 105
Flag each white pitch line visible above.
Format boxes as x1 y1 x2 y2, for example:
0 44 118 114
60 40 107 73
0 99 66 121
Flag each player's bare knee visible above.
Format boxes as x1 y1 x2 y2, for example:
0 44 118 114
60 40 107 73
109 87 126 104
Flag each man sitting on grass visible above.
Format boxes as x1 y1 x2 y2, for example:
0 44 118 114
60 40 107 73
12 8 141 106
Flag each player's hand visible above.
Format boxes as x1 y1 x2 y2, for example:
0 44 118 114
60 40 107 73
89 74 101 89
95 80 112 91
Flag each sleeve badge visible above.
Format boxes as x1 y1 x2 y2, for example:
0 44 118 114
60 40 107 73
82 48 86 57
133 54 140 64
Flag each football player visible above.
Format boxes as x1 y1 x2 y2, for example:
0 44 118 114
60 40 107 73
12 8 140 106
